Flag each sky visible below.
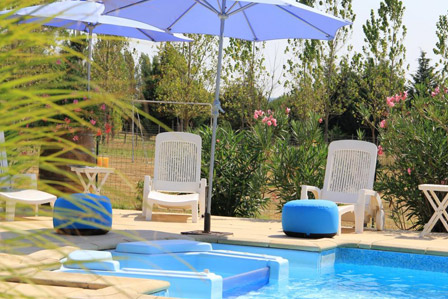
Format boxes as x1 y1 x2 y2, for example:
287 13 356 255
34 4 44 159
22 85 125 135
132 1 448 98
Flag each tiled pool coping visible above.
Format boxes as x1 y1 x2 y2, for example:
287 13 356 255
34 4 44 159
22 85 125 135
1 209 448 298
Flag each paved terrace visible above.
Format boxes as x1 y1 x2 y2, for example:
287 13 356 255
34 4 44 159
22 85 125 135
1 209 448 298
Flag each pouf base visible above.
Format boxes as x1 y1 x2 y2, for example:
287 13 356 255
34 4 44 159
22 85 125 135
283 230 336 239
282 199 339 239
55 228 109 236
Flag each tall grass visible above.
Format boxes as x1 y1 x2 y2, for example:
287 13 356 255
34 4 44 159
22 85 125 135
0 1 137 296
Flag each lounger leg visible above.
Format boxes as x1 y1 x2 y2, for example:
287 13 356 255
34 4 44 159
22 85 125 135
5 201 16 221
142 198 147 216
376 209 385 231
337 211 342 235
355 204 365 233
34 204 39 217
144 200 153 221
192 203 198 223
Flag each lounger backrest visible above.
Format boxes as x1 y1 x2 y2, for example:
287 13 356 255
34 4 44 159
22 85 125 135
153 132 202 193
322 140 378 204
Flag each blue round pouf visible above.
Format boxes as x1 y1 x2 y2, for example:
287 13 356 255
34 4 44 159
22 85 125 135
53 193 112 235
282 200 338 238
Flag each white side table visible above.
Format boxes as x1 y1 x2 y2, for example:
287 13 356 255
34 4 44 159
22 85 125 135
70 166 114 195
418 184 448 237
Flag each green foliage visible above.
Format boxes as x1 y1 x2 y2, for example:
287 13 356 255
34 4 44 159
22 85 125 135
0 1 133 195
135 179 144 210
377 87 448 231
408 51 438 99
356 0 407 143
284 0 356 140
354 59 405 142
156 36 216 130
268 115 328 210
434 12 448 81
197 125 269 218
221 39 270 129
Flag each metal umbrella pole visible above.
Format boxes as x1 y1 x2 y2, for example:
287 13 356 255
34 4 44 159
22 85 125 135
204 14 226 233
87 25 94 92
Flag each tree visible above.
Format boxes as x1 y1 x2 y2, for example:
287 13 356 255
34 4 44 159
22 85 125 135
356 0 407 143
221 39 270 129
284 0 356 141
136 53 175 131
434 12 448 83
156 36 216 131
408 51 437 99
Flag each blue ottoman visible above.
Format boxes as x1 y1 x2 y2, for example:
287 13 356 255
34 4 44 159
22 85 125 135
282 200 338 238
53 193 112 235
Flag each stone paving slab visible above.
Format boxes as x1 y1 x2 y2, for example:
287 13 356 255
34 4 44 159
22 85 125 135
2 209 448 298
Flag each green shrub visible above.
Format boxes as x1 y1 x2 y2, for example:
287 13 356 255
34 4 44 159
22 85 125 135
377 89 448 231
197 124 269 218
268 115 328 210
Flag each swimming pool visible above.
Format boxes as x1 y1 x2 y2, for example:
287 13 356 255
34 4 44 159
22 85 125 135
214 244 448 299
59 240 288 299
59 241 448 299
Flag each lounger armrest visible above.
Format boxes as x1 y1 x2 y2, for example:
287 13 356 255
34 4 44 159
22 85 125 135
359 189 383 209
300 185 321 199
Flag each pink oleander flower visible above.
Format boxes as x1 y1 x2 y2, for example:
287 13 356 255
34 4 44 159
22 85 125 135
286 107 291 114
56 59 61 65
216 139 220 143
254 112 259 119
74 99 78 104
386 97 395 107
90 119 96 125
272 118 277 127
262 116 268 123
407 168 412 175
64 117 71 124
380 120 387 128
101 104 106 111
267 109 272 115
72 135 79 142
318 118 323 124
377 145 384 156
431 86 440 97
267 121 272 126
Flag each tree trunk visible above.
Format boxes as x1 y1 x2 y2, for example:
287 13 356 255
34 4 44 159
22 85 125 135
39 131 96 193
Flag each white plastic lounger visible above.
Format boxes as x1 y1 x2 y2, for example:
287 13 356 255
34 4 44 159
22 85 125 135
0 131 56 221
142 132 206 223
301 140 384 234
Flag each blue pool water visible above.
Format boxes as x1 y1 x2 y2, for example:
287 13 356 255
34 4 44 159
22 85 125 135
213 244 448 299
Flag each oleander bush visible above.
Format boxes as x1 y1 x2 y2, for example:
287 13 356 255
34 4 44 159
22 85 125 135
198 108 328 217
377 87 448 231
268 114 328 210
198 124 269 217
